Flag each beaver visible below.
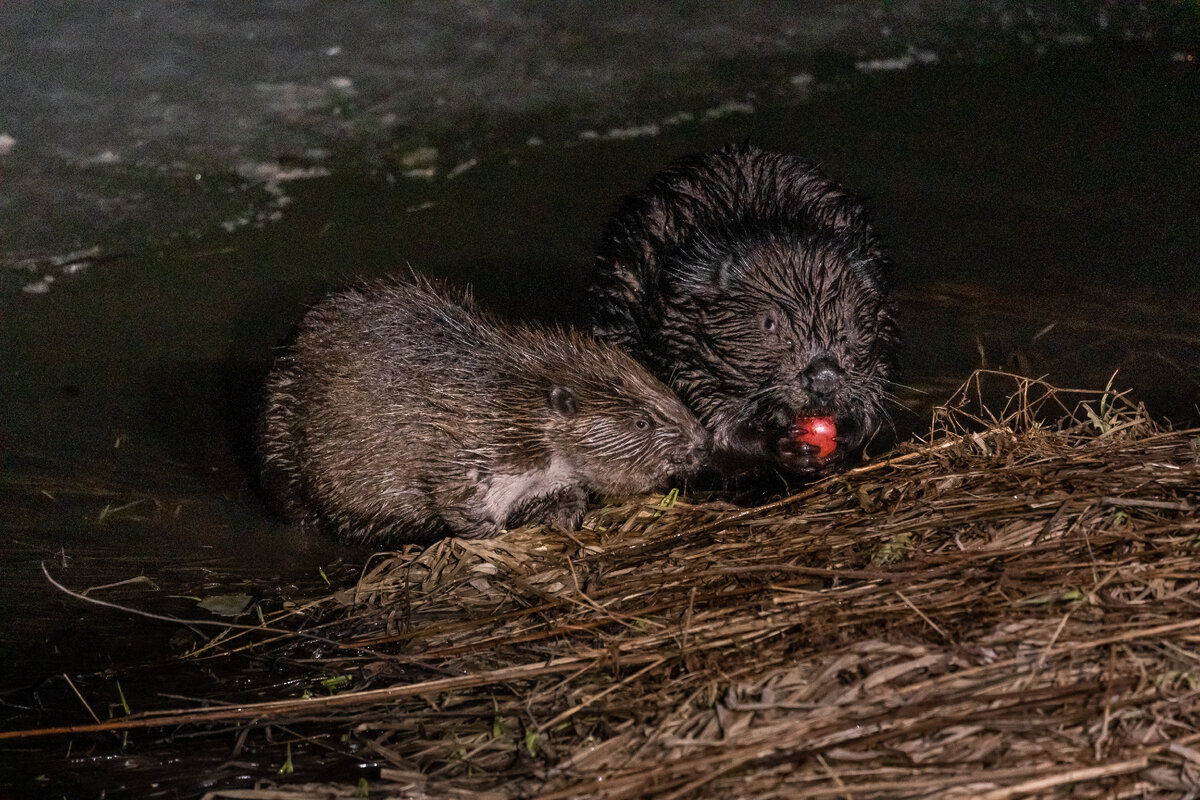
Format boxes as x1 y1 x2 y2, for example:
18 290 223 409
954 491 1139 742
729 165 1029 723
258 277 710 545
588 143 900 480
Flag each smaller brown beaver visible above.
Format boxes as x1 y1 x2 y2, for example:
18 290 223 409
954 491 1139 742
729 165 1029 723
257 277 710 545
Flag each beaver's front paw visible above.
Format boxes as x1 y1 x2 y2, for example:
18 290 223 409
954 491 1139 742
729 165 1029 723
777 435 843 478
522 486 589 532
542 501 587 532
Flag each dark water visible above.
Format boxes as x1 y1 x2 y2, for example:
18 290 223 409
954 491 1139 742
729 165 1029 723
2 43 1198 796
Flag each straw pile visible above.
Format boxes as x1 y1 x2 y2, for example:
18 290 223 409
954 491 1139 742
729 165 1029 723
18 372 1198 798
177 371 1198 799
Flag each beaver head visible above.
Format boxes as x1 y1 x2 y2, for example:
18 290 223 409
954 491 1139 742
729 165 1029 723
647 228 899 477
536 347 712 494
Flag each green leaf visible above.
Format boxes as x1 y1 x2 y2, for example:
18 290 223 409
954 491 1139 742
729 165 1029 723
320 674 352 693
524 727 539 757
278 742 294 775
116 681 131 716
871 533 913 567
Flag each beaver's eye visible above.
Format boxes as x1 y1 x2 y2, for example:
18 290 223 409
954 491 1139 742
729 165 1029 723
635 417 651 431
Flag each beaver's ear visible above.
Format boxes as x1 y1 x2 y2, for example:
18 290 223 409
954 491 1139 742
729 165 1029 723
548 386 578 417
710 252 739 293
852 253 893 297
678 252 737 301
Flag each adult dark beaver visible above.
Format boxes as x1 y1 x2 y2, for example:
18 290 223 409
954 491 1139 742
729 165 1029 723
258 278 710 545
588 143 900 480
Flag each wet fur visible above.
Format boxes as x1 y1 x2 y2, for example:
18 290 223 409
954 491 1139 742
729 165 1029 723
258 278 710 545
588 143 900 480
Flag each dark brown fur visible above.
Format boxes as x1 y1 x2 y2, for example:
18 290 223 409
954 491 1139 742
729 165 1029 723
258 278 709 545
588 143 900 480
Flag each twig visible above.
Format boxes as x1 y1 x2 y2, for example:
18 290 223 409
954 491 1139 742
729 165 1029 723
894 590 949 641
0 652 661 741
1101 496 1193 512
971 757 1149 799
61 673 101 725
40 563 376 657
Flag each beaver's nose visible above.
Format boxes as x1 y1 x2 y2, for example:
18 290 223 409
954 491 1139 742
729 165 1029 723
679 428 712 471
802 355 844 404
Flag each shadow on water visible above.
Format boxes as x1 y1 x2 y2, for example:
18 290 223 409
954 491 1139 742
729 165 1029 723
1 42 1198 796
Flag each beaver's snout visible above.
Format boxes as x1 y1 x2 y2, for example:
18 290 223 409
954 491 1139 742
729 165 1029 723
801 354 845 406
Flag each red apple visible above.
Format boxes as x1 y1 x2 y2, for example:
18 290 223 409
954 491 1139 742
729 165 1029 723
790 415 837 459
